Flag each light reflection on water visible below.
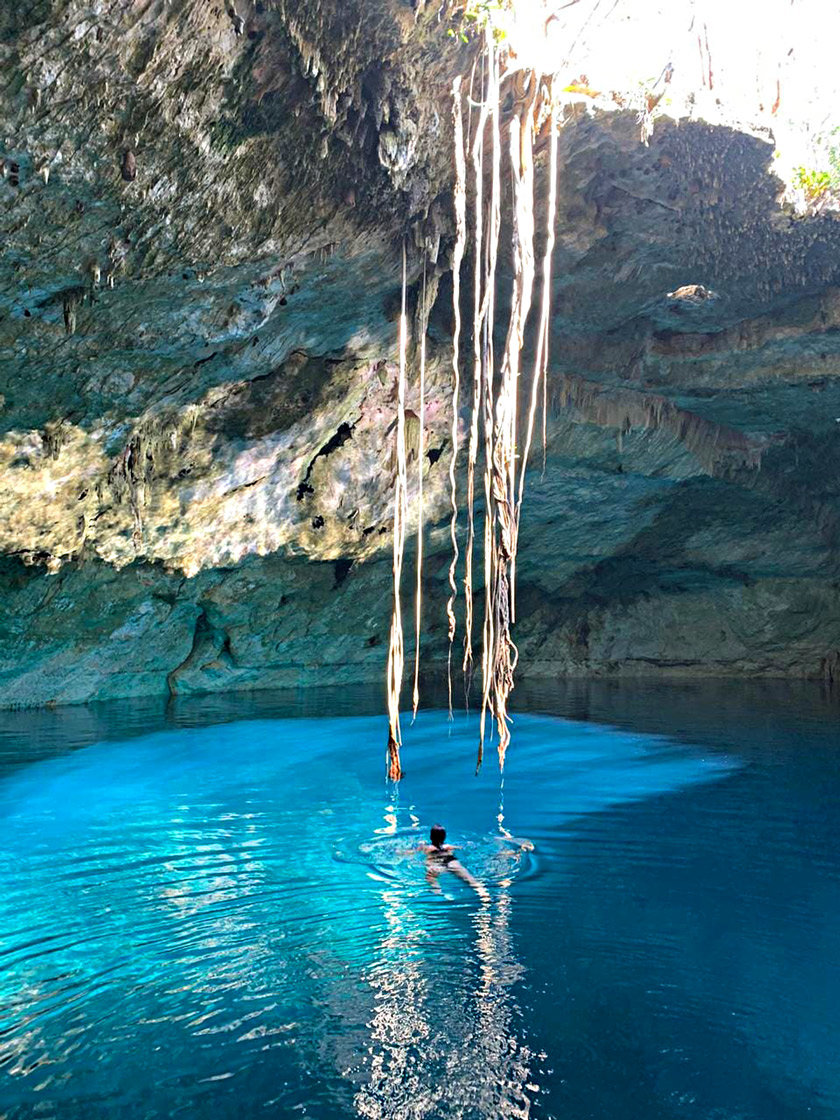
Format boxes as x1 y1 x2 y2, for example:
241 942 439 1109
0 683 838 1120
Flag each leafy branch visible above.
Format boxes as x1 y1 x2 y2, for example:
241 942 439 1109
447 0 510 43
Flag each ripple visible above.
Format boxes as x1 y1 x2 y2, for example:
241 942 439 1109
332 826 541 896
0 702 837 1119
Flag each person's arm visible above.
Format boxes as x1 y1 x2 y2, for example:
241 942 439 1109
498 835 534 851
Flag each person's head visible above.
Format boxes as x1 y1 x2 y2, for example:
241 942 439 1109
430 823 446 849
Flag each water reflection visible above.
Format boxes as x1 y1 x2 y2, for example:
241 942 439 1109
350 794 536 1120
469 879 533 1119
0 694 836 1119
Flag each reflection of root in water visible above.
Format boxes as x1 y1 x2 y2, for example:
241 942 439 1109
470 886 533 1119
353 801 434 1120
354 886 432 1120
352 804 536 1119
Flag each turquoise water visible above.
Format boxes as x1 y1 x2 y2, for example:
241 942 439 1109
0 682 838 1119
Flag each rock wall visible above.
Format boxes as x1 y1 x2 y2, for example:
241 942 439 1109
0 1 838 708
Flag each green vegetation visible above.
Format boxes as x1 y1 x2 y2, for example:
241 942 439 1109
792 167 833 203
791 129 840 212
447 0 509 43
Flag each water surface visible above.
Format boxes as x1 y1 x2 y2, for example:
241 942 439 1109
1 682 838 1119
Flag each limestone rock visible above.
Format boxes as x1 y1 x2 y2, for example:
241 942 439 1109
0 2 838 708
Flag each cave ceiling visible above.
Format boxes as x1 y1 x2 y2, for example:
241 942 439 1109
0 0 838 707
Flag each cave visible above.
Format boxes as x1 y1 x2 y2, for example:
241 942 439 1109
0 2 838 1117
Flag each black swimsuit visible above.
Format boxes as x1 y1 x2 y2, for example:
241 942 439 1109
429 847 455 865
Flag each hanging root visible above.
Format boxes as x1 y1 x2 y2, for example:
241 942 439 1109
445 78 468 721
482 78 537 771
506 84 537 625
385 36 566 773
463 60 487 692
411 263 428 722
518 103 558 531
479 35 502 770
386 245 410 780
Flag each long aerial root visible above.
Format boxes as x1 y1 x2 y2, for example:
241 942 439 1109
478 34 502 770
386 244 410 780
483 77 537 771
540 107 558 476
506 84 537 625
517 103 558 558
387 43 561 774
411 264 428 722
445 77 468 721
462 60 487 691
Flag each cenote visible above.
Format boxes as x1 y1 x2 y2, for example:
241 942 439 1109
1 681 838 1120
3 0 840 1117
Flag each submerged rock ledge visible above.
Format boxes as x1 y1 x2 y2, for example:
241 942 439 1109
0 1 838 708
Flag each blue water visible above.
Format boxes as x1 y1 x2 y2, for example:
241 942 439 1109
0 682 838 1119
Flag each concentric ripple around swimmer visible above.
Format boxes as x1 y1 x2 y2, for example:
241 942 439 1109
0 696 839 1120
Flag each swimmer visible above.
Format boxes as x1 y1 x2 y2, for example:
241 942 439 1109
420 824 490 901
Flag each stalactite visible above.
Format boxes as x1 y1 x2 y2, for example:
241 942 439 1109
446 77 468 720
411 263 428 722
553 372 769 473
386 246 409 781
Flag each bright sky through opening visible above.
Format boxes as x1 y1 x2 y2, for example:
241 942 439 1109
495 0 840 204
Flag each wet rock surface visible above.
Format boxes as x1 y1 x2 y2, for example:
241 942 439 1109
0 2 838 707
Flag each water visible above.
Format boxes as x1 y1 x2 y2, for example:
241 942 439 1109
1 681 838 1120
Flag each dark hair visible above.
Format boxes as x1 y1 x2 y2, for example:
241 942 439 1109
430 823 446 848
